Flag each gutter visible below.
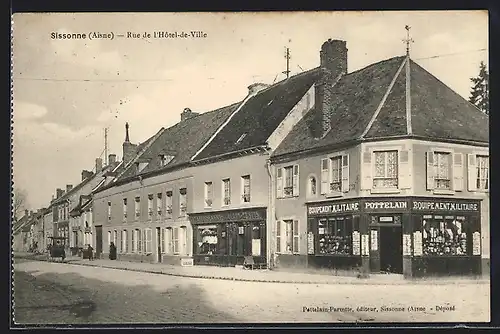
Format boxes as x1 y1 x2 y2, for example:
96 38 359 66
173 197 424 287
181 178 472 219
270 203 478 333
265 159 275 270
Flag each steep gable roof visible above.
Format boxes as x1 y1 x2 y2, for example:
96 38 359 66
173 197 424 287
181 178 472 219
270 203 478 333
273 56 489 157
114 102 238 182
193 68 322 161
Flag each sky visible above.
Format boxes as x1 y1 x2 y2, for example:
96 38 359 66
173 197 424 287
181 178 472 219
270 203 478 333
12 11 488 209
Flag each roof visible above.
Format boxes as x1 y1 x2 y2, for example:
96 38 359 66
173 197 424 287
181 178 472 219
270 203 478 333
114 102 239 182
273 56 489 157
16 211 44 234
193 68 322 160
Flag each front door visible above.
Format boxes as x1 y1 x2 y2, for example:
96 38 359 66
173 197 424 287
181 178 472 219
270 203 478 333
156 227 162 263
379 225 403 274
95 225 103 259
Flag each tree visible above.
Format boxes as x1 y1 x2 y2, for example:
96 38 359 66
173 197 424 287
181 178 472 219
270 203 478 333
469 61 489 115
13 187 28 223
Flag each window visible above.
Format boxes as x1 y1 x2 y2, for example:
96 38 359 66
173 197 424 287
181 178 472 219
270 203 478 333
330 156 342 192
196 225 218 255
166 191 173 218
156 193 163 215
165 227 173 254
131 229 137 253
222 178 231 206
204 182 213 208
432 152 452 190
159 154 175 167
121 230 128 253
145 228 152 253
107 201 112 220
113 230 117 246
421 216 472 256
242 175 251 203
318 217 353 255
277 165 299 198
148 194 154 217
122 198 127 218
179 188 187 216
135 196 141 218
173 227 180 254
309 176 317 196
137 228 142 252
278 220 299 254
160 228 165 253
476 155 489 190
373 150 398 189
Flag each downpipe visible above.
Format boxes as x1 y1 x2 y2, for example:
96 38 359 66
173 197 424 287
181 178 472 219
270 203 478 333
265 159 275 270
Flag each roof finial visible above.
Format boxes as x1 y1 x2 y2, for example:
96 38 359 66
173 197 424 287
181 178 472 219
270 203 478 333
125 122 130 142
403 25 414 57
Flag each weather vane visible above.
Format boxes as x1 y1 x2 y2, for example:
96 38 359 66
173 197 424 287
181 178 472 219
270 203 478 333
402 25 414 56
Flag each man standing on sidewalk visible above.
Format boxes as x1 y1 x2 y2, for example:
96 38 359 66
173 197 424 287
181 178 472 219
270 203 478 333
87 244 94 261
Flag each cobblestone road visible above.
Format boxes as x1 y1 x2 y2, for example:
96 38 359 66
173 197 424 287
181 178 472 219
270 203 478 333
13 259 490 325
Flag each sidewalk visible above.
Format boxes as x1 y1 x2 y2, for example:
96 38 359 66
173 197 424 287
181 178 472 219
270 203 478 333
14 252 489 285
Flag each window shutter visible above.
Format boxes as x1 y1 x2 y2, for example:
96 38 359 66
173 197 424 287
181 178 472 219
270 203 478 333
399 149 411 189
467 154 477 191
293 220 299 253
276 221 281 253
292 165 300 196
361 151 372 190
320 158 329 194
426 151 434 190
453 153 464 191
341 154 349 192
276 168 283 198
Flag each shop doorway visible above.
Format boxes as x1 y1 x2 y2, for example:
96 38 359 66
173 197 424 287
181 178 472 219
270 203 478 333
95 225 103 259
156 227 162 263
379 225 403 274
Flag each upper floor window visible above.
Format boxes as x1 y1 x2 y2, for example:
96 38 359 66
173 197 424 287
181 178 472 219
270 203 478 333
147 194 154 217
122 198 127 218
134 196 141 218
204 182 213 208
222 178 231 206
308 176 317 197
277 165 299 198
166 191 173 217
476 155 489 190
241 175 251 203
433 152 452 190
373 150 398 189
321 154 349 195
179 188 187 216
157 193 163 215
107 201 112 220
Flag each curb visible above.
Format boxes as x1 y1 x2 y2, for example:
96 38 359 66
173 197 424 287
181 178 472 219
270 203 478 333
15 256 490 286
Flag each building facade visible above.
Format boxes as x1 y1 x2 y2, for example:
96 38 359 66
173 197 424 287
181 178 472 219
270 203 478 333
270 40 489 278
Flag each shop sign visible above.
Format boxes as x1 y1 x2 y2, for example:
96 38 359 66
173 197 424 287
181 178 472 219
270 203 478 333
352 231 360 255
413 231 422 256
361 234 369 256
473 232 481 255
307 232 314 255
308 202 360 216
364 200 408 211
412 200 479 212
370 230 378 251
190 209 266 224
181 258 194 267
403 234 412 256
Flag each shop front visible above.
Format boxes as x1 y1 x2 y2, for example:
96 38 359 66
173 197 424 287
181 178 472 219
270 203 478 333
306 197 482 278
189 207 267 267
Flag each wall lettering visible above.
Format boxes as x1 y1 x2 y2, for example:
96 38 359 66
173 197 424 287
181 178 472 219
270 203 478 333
364 201 408 210
412 201 479 212
308 202 360 215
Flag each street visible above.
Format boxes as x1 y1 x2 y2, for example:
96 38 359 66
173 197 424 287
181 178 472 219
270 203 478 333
13 259 490 324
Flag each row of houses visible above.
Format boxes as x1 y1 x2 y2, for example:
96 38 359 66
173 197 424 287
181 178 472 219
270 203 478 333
13 39 489 278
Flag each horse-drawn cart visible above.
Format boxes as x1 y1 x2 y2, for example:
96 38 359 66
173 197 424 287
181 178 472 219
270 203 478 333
47 236 67 262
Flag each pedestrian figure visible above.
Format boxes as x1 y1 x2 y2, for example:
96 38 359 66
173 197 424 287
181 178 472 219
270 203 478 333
109 242 117 260
87 244 94 261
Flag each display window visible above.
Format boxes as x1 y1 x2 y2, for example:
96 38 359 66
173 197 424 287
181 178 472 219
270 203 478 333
318 216 353 255
196 225 218 255
420 215 471 256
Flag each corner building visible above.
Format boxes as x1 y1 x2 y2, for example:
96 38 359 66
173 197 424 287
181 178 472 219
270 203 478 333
270 39 489 278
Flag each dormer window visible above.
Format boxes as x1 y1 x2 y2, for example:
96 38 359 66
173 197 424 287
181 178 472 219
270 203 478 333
137 162 148 173
235 133 247 145
159 154 175 167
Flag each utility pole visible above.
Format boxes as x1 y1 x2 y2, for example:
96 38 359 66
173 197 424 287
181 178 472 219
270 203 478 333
402 25 414 56
104 127 108 165
283 47 291 79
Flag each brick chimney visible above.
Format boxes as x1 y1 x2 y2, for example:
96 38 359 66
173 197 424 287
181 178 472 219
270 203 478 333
95 158 103 173
181 108 200 122
56 188 64 198
123 122 138 165
24 209 28 217
66 184 73 193
81 170 93 181
314 39 348 138
108 154 117 165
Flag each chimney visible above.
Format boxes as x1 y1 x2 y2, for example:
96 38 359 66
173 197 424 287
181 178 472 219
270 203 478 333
29 210 33 217
123 122 138 165
180 108 200 122
108 154 117 165
95 158 103 173
66 184 73 193
24 209 28 217
314 39 348 138
81 170 93 181
56 188 64 198
248 83 269 96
